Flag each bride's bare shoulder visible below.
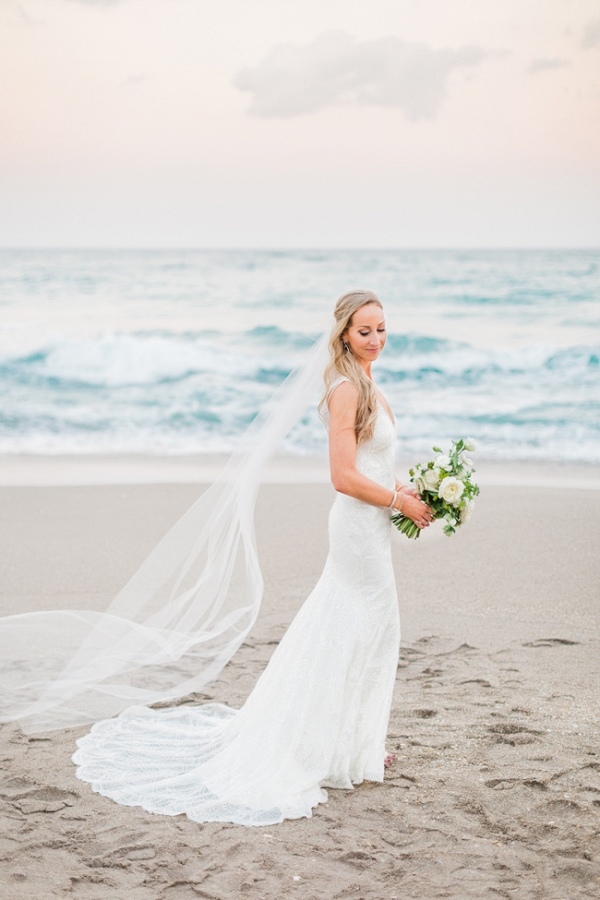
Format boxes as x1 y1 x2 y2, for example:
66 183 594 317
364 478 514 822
327 378 359 414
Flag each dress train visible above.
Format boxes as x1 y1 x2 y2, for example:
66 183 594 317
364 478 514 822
73 383 400 826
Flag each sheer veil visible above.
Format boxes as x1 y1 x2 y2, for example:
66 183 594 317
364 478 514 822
0 330 330 734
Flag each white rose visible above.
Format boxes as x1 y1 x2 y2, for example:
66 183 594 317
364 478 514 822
464 437 477 452
460 497 475 523
414 476 426 494
436 454 451 470
421 467 441 491
438 476 464 506
460 452 474 470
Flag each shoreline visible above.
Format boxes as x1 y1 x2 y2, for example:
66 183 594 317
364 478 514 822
1 453 599 489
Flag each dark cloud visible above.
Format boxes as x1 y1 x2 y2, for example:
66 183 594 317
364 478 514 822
528 57 571 73
581 19 600 49
234 31 486 121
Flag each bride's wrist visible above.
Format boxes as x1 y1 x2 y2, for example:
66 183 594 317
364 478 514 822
388 490 404 512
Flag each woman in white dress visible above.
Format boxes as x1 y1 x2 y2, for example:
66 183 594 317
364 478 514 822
72 290 434 827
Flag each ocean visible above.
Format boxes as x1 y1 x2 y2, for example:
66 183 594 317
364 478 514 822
0 248 598 463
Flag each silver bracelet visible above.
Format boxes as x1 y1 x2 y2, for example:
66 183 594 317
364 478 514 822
388 490 398 510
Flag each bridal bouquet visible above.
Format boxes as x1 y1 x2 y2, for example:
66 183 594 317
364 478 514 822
392 437 480 540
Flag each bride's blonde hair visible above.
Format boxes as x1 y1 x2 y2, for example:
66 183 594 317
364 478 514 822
319 290 383 445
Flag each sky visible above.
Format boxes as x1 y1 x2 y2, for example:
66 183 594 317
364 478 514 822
0 0 599 248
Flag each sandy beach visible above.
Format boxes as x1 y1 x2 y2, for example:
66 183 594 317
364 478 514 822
1 463 599 899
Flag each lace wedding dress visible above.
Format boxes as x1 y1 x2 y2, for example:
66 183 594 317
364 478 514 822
73 377 401 826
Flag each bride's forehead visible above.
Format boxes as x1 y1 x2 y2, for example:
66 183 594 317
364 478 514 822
351 305 385 327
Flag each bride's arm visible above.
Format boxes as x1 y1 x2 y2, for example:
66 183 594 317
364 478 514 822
328 382 433 526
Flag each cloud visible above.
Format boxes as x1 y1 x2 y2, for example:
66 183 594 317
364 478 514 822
234 31 486 121
124 74 149 86
528 57 571 73
581 19 600 49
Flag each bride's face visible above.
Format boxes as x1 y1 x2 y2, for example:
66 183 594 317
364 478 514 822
344 303 386 366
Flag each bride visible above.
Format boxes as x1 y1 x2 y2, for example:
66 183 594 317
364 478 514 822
71 290 434 827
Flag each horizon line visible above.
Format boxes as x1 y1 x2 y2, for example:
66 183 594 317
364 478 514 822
1 245 599 253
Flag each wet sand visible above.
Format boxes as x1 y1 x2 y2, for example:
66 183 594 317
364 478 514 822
1 476 599 899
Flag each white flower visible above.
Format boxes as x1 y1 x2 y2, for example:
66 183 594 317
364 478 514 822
464 437 477 452
421 467 441 491
436 454 451 470
438 475 465 506
414 476 426 494
460 498 475 523
460 452 474 470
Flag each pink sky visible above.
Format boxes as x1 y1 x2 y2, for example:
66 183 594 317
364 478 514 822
0 0 599 247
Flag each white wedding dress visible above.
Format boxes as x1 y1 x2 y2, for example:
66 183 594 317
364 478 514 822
73 377 401 826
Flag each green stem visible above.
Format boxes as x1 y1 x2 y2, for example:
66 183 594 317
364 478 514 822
391 514 421 540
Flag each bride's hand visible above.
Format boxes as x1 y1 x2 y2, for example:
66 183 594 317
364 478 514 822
395 493 434 529
398 484 418 498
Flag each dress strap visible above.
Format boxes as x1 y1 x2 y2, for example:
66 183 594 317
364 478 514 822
326 374 351 403
319 374 352 429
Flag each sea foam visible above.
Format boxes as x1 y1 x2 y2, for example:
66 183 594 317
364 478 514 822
0 249 598 462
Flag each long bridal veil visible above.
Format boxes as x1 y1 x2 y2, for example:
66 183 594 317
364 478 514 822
0 332 330 734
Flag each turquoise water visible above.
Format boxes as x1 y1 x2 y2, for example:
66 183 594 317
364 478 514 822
0 249 598 461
